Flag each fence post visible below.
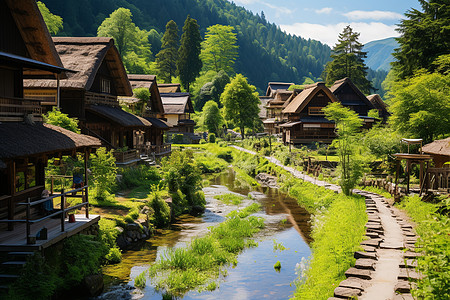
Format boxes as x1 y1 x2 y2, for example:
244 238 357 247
26 197 31 244
61 189 65 232
51 176 54 195
84 151 89 219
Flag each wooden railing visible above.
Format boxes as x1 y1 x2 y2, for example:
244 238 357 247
85 92 120 107
138 144 172 156
426 167 450 191
113 149 140 164
0 96 42 122
0 186 89 244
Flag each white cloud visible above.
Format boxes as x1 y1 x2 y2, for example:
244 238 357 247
279 22 400 46
262 2 293 16
343 10 403 21
234 0 260 4
315 7 333 14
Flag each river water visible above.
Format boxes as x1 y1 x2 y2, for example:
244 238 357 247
97 169 312 300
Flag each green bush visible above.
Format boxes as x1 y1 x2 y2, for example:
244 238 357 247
117 165 161 190
217 150 233 162
172 134 184 144
208 133 216 143
148 191 171 228
105 247 122 264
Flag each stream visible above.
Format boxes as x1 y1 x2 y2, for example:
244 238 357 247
96 169 312 300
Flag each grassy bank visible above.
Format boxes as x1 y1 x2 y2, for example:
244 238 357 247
396 195 450 299
146 203 263 297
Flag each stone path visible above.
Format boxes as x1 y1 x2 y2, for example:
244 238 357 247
231 146 421 300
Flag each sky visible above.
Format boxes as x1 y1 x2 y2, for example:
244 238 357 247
231 0 419 46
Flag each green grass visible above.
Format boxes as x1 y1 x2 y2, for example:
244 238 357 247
396 195 450 299
214 193 245 205
148 204 264 297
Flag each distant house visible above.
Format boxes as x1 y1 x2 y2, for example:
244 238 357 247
367 94 390 123
0 0 100 244
330 77 377 128
158 83 182 93
423 137 450 168
160 92 200 143
24 37 150 165
124 74 171 156
281 82 337 144
265 82 294 97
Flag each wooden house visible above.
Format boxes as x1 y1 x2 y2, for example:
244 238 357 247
422 137 450 191
330 77 377 128
423 137 450 168
0 0 100 248
24 37 151 165
124 74 172 156
367 94 390 123
280 82 337 144
265 82 294 97
158 83 182 93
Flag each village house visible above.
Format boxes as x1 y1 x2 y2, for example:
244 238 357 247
0 0 100 254
24 37 151 165
422 137 450 191
265 82 294 97
280 82 337 144
330 77 378 128
123 74 172 157
367 94 390 123
158 83 182 93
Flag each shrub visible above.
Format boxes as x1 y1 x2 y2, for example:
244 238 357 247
105 247 122 264
208 133 216 143
217 150 233 162
135 270 147 289
90 148 117 201
117 165 161 190
148 190 171 228
172 134 184 144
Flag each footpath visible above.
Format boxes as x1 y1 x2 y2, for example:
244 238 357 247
232 146 420 300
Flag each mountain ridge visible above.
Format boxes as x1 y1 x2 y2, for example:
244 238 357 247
363 37 398 72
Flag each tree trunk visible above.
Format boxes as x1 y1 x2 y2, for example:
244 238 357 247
240 126 245 139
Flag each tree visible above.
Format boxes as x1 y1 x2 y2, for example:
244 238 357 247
156 20 179 83
323 25 372 94
37 1 63 35
392 0 450 79
97 8 152 74
200 25 239 74
388 71 450 143
177 16 202 91
132 88 150 116
89 148 117 201
211 70 230 106
44 107 80 133
202 101 223 136
323 102 364 195
221 74 260 139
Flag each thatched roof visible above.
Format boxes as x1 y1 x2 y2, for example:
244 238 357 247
160 93 194 115
0 123 101 159
146 117 171 129
266 82 294 97
4 0 66 78
423 137 450 157
158 83 182 93
283 82 337 114
87 105 151 127
330 78 374 108
127 74 164 113
367 94 388 110
259 96 271 119
24 37 132 96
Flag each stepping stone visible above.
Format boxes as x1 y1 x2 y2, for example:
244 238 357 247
366 229 384 235
403 251 421 259
380 242 404 250
361 238 382 247
366 220 382 225
366 232 380 239
404 232 417 237
401 225 413 229
362 245 377 252
400 259 418 268
392 294 414 300
345 267 372 280
355 259 376 271
398 269 423 281
395 280 417 293
327 298 343 300
334 286 362 298
354 251 377 260
338 278 368 291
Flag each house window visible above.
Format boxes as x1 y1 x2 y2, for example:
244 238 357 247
308 107 325 116
101 78 111 94
15 164 36 193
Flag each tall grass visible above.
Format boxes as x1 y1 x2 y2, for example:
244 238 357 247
214 193 244 205
148 204 263 296
396 195 450 299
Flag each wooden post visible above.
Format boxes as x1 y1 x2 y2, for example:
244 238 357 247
8 161 15 230
84 151 89 219
51 176 54 195
56 73 61 109
419 161 424 196
395 160 400 195
26 197 31 244
406 160 410 194
61 189 65 232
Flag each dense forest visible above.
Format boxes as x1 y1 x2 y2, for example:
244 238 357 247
42 0 387 94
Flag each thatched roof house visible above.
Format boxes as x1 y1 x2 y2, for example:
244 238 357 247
265 82 294 97
158 83 182 93
367 94 390 122
160 92 196 136
126 74 164 115
283 82 337 114
423 137 450 168
330 78 375 116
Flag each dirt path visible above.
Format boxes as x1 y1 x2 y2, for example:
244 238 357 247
231 146 420 300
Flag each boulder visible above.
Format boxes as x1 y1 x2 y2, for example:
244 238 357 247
82 274 104 297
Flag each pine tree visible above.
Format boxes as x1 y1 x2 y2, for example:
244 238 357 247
177 16 202 92
323 25 372 94
392 0 450 79
156 20 179 83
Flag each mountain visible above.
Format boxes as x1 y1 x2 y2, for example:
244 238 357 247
41 0 332 91
363 37 399 72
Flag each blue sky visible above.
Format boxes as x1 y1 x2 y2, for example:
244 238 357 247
231 0 419 46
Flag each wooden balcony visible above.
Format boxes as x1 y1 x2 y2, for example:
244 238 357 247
0 96 42 122
113 149 140 165
139 144 172 157
85 92 120 107
425 167 450 191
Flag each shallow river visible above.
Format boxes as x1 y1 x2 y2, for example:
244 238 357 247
97 169 312 300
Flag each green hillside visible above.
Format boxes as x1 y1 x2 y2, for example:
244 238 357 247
363 37 398 72
41 0 332 91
